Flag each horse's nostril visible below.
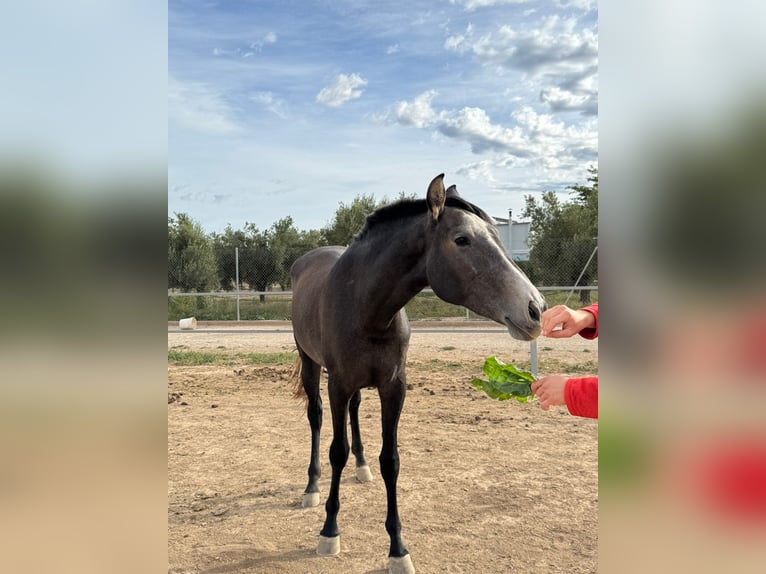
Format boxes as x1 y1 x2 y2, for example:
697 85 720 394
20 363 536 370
528 300 541 323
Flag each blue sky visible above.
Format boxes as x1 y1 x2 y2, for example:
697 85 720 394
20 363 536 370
169 0 597 233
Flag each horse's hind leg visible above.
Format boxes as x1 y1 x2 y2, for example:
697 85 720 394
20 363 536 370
299 350 323 508
349 390 373 483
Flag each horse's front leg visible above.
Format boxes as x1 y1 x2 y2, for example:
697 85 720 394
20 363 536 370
317 381 352 557
379 376 415 574
349 389 373 483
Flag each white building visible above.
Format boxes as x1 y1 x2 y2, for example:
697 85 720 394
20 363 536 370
494 210 530 262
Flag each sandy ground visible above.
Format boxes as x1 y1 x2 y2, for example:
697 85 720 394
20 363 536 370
168 321 598 573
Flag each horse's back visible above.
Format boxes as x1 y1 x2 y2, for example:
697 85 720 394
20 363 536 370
291 246 345 366
291 246 344 285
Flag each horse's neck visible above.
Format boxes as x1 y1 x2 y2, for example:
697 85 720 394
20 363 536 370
341 221 428 330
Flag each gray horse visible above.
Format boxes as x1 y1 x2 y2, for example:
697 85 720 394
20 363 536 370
291 174 545 574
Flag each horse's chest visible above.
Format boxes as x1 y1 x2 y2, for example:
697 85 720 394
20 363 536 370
326 334 405 379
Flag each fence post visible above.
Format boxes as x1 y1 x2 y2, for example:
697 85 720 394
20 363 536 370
235 247 240 321
530 340 538 378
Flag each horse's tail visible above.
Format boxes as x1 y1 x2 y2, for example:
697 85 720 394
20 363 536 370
288 353 307 407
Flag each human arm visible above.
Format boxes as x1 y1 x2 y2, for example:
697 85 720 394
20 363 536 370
541 302 598 339
564 376 598 418
531 375 598 419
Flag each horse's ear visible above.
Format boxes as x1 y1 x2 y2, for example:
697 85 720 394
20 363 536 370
445 184 458 198
426 173 446 221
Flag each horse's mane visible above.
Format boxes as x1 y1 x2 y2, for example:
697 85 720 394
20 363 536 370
354 195 494 242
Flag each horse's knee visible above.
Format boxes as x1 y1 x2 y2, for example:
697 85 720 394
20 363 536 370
329 437 349 468
379 451 400 479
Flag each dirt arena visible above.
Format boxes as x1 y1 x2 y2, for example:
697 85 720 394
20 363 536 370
168 321 598 573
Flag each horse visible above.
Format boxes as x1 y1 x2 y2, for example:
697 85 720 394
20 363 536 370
290 173 546 574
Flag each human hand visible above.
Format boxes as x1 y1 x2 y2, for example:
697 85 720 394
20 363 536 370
541 305 595 338
530 375 568 411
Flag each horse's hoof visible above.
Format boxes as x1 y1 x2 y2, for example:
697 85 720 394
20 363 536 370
388 554 415 574
317 534 340 556
302 492 321 508
356 464 373 483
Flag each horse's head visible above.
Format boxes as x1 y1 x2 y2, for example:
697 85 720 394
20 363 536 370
423 174 546 341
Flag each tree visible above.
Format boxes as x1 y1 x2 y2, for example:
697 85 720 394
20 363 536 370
240 227 280 301
321 194 380 246
212 222 279 302
522 168 598 303
168 213 219 292
267 217 323 289
210 224 249 291
211 218 324 298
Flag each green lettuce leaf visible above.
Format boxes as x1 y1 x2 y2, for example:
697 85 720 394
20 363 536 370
470 356 536 403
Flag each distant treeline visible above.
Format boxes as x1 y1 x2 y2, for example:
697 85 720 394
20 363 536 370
168 168 598 300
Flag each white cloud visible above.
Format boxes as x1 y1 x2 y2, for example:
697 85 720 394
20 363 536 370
168 76 241 135
389 90 440 128
540 85 596 115
382 91 596 176
173 184 232 205
316 73 368 107
445 23 474 53
455 160 498 183
541 60 598 116
450 0 529 12
446 16 598 115
250 91 289 119
555 0 596 10
468 16 597 74
444 33 468 53
386 43 400 54
438 107 530 155
170 183 190 195
213 31 277 59
250 31 277 50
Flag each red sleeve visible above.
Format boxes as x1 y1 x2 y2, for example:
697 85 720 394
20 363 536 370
578 302 598 340
564 377 598 419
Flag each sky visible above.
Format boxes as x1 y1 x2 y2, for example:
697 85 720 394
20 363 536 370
169 0 598 233
1 1 167 183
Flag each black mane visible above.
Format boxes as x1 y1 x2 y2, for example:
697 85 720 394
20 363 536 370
354 196 494 242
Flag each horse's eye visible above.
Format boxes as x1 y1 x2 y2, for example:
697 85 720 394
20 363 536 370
454 236 470 246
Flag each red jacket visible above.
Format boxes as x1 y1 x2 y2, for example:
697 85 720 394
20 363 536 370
564 302 598 419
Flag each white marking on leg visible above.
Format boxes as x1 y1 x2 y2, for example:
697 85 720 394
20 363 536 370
356 464 373 483
388 554 415 574
317 534 340 556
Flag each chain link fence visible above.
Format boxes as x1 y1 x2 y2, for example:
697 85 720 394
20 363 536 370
168 239 598 321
